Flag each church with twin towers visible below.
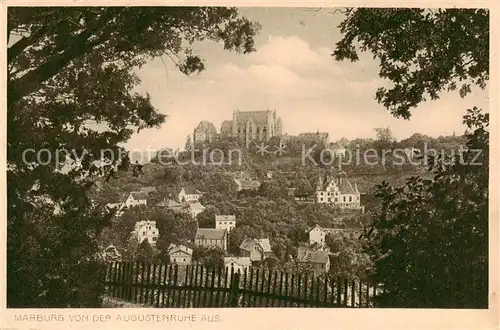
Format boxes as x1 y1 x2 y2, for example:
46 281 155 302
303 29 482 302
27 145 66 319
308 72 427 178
193 109 283 147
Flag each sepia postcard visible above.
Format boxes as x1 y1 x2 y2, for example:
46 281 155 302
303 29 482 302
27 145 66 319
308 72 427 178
1 1 499 330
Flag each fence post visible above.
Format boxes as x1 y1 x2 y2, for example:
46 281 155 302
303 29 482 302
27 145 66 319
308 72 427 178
229 272 241 307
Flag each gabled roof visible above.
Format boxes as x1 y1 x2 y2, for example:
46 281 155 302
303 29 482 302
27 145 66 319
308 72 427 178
215 215 236 222
130 192 148 200
239 238 272 253
168 244 193 256
156 198 184 208
189 202 206 212
338 179 358 195
195 228 227 240
234 110 273 126
181 186 203 195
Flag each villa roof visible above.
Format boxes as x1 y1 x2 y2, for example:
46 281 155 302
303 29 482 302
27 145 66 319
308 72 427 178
181 186 203 195
195 228 227 240
239 238 272 253
156 198 184 208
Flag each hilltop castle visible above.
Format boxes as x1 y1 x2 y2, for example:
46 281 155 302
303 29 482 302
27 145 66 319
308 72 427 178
193 109 282 147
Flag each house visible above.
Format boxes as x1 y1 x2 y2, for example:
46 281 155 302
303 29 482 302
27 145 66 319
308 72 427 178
168 244 193 265
215 215 236 233
296 247 330 275
224 257 251 273
123 191 148 208
195 228 227 251
132 220 159 246
309 224 362 245
239 238 272 262
315 172 362 210
178 187 203 204
188 202 206 219
156 197 187 213
193 121 218 144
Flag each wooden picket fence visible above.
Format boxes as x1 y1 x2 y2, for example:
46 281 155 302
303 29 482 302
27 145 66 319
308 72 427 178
103 262 381 308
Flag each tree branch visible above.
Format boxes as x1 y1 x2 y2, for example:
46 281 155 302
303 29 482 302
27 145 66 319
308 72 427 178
8 7 125 108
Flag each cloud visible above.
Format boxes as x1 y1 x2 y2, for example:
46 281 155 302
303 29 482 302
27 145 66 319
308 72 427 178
127 33 488 151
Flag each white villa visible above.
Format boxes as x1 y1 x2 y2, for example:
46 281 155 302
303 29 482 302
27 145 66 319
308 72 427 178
215 215 236 233
132 220 159 246
309 224 363 246
123 191 148 208
168 244 193 265
178 187 203 204
315 173 362 210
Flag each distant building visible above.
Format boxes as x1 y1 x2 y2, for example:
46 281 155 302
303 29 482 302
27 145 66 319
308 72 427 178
215 215 237 233
221 109 282 147
195 228 227 251
168 244 193 265
298 131 330 145
296 247 330 275
193 121 218 144
224 257 251 273
239 238 272 262
233 173 261 192
188 202 206 219
132 220 159 246
315 172 362 210
177 187 203 204
309 224 362 245
155 197 187 213
123 191 148 208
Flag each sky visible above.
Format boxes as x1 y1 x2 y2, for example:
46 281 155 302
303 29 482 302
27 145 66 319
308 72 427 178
126 7 489 152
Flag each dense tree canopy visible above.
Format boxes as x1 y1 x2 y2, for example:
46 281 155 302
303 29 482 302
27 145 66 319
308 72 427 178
334 8 488 119
7 7 259 307
335 8 489 307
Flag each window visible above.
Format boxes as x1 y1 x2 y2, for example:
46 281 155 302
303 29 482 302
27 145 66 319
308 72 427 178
334 198 338 202
142 231 146 235
219 222 222 225
229 222 233 225
320 198 324 202
349 196 352 202
152 237 157 241
343 196 346 202
183 259 186 262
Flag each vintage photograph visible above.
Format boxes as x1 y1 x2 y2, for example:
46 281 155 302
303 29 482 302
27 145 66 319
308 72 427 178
6 6 489 309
